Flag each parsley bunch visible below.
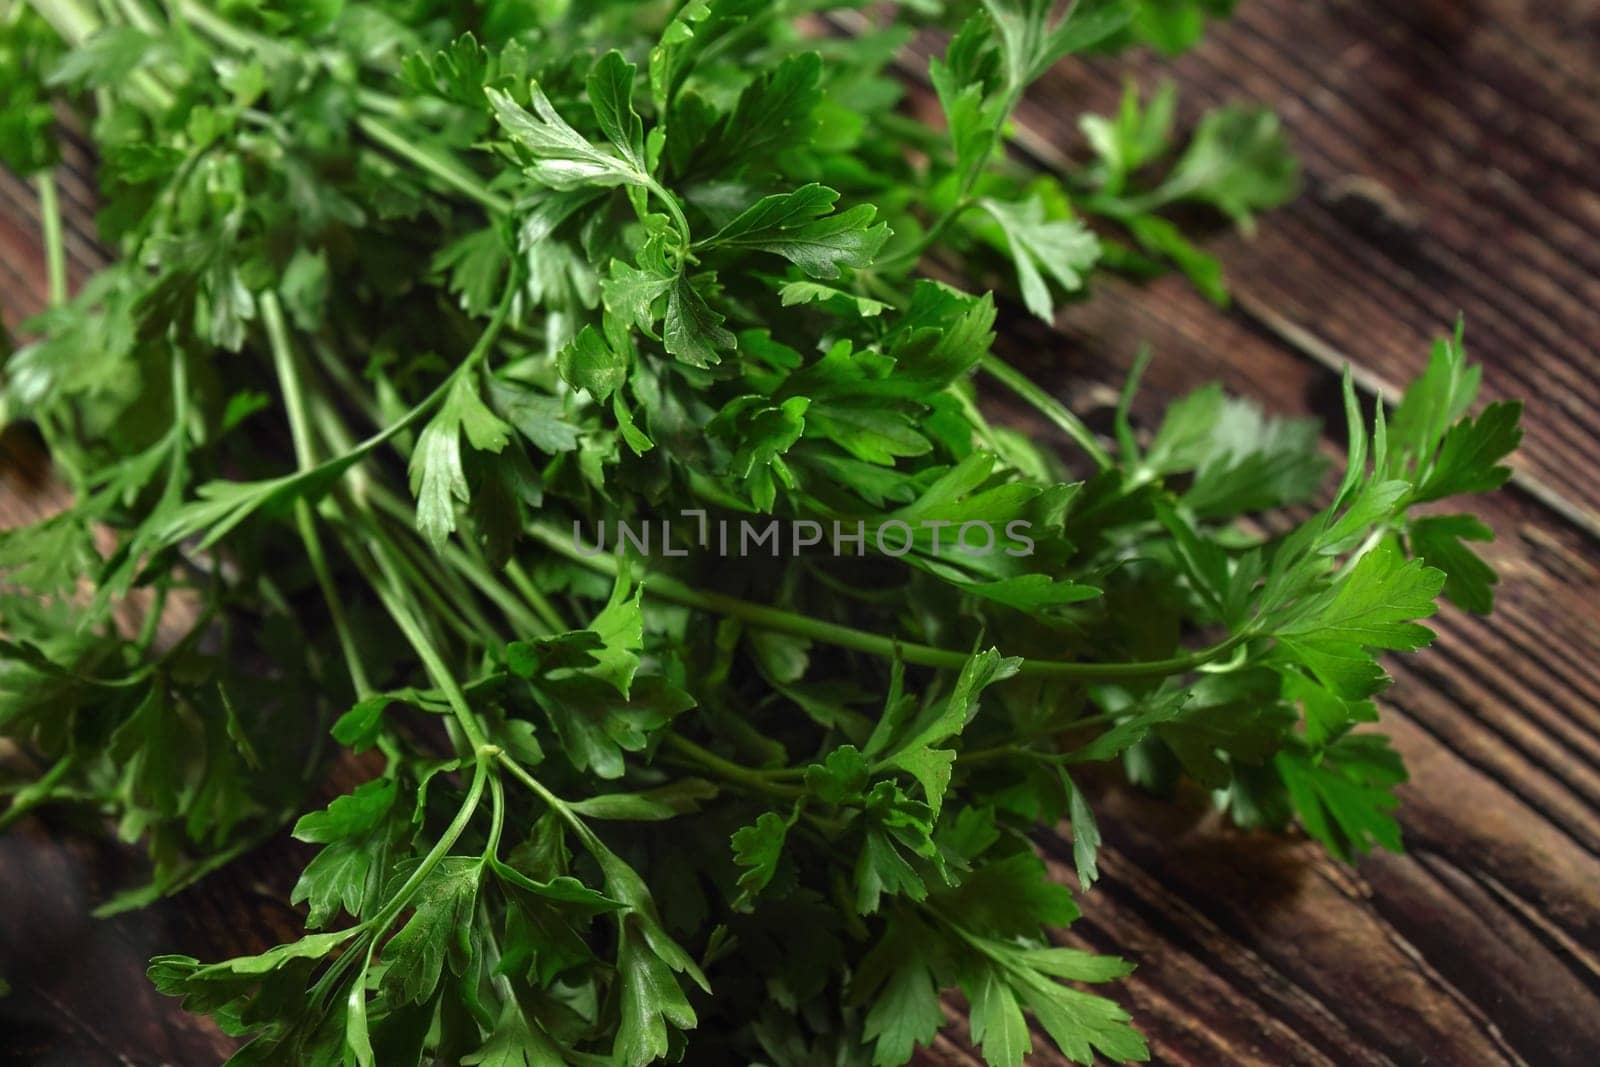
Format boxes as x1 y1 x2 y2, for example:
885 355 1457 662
0 1 1519 1064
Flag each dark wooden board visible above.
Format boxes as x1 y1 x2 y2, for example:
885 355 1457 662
3 1 1599 1064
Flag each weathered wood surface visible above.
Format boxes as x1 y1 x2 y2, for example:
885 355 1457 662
2 0 1598 1063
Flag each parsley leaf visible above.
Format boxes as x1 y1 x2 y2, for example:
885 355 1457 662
702 184 890 279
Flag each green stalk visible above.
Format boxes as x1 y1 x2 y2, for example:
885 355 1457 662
28 0 175 109
262 293 374 698
364 540 492 751
504 559 567 633
528 523 1252 680
34 171 67 307
662 735 804 799
646 176 694 247
483 773 507 861
376 514 503 644
0 754 75 831
362 483 546 637
167 0 508 226
309 752 494 1005
204 276 516 552
979 353 1115 471
873 197 975 273
493 752 588 839
171 0 274 54
355 114 511 216
366 757 488 931
25 0 99 43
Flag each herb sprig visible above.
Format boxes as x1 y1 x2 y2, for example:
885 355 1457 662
1 1 1519 1064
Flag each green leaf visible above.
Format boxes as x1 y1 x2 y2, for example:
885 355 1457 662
979 195 1100 321
1389 327 1480 468
603 256 675 336
461 1004 568 1067
968 964 1033 1067
1131 0 1238 54
679 52 823 177
434 227 510 316
1081 81 1177 192
613 910 700 1065
292 824 395 929
567 778 717 821
929 15 1005 189
805 745 871 804
47 27 163 89
587 51 645 173
663 274 735 367
983 0 1134 90
648 0 764 109
292 778 397 844
1015 964 1147 1066
556 324 627 400
730 808 796 908
588 567 645 695
1413 401 1522 504
1066 774 1101 890
935 852 1078 938
1277 733 1407 860
853 911 947 1067
703 184 889 279
1145 383 1327 517
1408 514 1499 614
1276 541 1445 653
884 648 1020 813
409 373 513 550
1123 213 1228 304
776 279 890 317
529 674 695 780
853 782 944 914
1155 104 1299 227
488 379 582 453
487 84 647 189
379 856 483 1006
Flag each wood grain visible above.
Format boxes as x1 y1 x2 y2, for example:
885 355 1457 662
3 1 1599 1064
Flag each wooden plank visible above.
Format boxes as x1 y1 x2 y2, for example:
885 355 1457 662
0 823 289 1065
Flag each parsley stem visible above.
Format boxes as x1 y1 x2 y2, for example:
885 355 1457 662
874 196 976 273
170 0 277 56
662 735 804 799
979 353 1115 471
209 276 515 547
365 539 492 752
364 752 491 936
484 773 506 861
373 515 498 644
165 0 511 229
29 0 175 109
646 177 695 246
355 114 512 216
304 752 492 1008
34 171 67 307
493 751 587 838
0 753 75 831
25 0 98 43
505 559 568 633
262 293 374 698
528 523 1251 679
951 714 1120 768
361 481 545 637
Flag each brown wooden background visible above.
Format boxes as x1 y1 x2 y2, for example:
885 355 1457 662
3 0 1598 1063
